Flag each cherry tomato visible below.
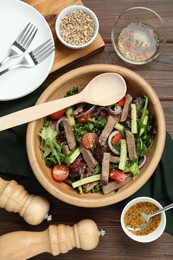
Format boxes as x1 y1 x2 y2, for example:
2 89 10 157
125 44 132 51
82 132 98 149
50 109 65 120
111 132 123 145
117 97 125 107
55 137 63 144
52 164 69 182
109 169 128 182
76 112 92 123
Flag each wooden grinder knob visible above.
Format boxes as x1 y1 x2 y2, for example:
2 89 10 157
0 219 100 260
0 177 50 225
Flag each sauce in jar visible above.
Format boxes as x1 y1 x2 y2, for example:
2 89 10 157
124 201 161 236
118 22 159 63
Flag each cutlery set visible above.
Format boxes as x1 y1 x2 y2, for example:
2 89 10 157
0 22 54 76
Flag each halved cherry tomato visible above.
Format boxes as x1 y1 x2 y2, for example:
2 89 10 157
76 112 92 123
109 169 128 182
117 97 125 107
125 44 132 51
111 132 123 145
55 137 63 144
52 164 69 182
82 132 98 149
50 109 65 120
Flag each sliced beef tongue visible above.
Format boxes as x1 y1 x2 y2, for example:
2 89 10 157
80 144 98 170
63 145 71 155
102 175 132 195
109 155 120 163
101 152 110 185
72 104 84 116
120 93 133 122
62 118 76 150
99 115 120 146
125 130 137 159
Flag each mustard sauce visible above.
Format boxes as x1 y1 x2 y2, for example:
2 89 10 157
124 202 161 236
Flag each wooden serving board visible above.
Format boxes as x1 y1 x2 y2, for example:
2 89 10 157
23 0 105 73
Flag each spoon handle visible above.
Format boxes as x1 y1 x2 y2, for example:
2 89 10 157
0 92 84 131
150 202 173 218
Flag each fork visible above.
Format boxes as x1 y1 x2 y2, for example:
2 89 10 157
0 22 38 67
0 39 54 76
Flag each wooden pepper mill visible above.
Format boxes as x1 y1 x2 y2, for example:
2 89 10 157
0 177 51 225
0 219 104 260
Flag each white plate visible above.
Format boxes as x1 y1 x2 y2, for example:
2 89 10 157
0 0 55 101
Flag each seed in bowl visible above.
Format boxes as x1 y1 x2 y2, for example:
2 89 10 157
124 202 161 236
59 10 95 46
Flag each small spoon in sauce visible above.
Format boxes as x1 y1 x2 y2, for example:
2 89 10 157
0 72 127 131
127 202 173 232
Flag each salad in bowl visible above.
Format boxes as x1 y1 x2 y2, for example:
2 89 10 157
39 86 156 195
26 64 165 207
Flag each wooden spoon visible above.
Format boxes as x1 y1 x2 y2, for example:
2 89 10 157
0 73 126 131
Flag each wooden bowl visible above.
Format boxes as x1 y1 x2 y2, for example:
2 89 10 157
26 64 166 207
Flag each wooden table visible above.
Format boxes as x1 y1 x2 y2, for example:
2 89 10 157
1 0 173 259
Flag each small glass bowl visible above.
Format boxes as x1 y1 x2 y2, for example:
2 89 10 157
121 197 166 243
111 7 167 65
55 5 99 49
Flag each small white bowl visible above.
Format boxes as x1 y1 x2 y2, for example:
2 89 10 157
55 5 99 49
121 197 166 243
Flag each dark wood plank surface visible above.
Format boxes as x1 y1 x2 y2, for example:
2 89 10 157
1 0 173 259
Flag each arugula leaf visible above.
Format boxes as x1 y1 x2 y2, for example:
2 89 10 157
88 117 107 130
134 95 155 160
91 183 101 193
72 123 88 143
138 96 149 129
65 86 78 96
124 160 139 176
91 165 101 175
39 126 57 142
72 117 107 144
39 126 65 167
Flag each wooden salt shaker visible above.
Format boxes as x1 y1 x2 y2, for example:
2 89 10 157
0 177 51 225
0 219 103 260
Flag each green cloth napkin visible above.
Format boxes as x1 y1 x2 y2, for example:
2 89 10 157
0 90 173 234
0 87 43 180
